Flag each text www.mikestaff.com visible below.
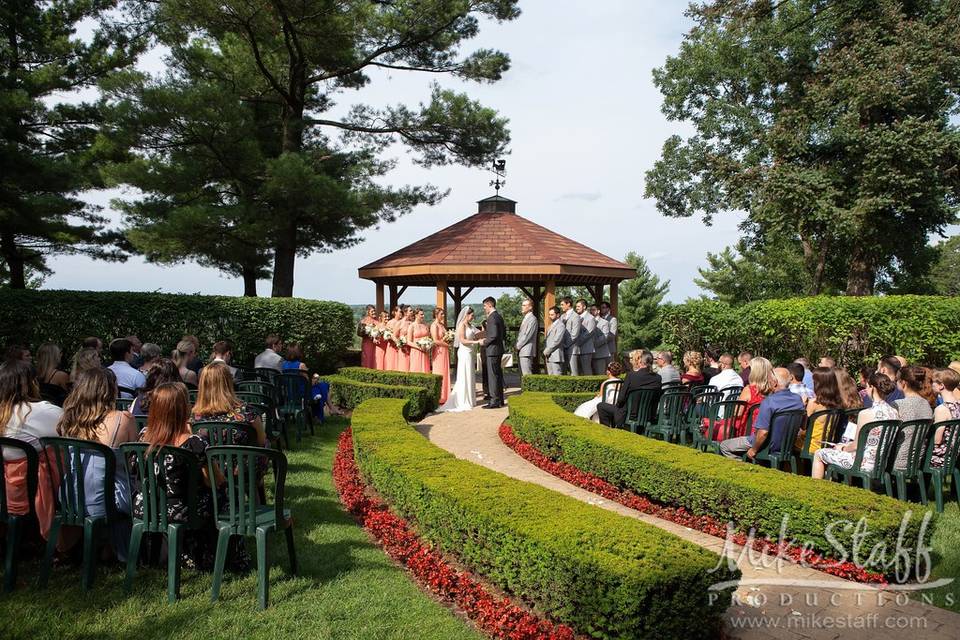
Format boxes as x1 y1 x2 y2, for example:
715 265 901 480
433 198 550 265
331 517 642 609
728 613 927 630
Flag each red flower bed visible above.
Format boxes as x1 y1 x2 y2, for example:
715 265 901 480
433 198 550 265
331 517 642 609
333 428 578 640
498 422 887 585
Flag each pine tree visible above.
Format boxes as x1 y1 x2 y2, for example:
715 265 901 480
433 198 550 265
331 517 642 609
617 253 669 350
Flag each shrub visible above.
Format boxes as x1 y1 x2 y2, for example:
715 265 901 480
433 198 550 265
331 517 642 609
521 374 609 394
0 289 353 373
326 375 432 421
508 393 932 572
336 367 442 410
660 295 960 370
351 398 737 640
549 392 596 412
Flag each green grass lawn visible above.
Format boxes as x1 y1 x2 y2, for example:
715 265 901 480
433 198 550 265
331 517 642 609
927 502 960 612
0 418 482 640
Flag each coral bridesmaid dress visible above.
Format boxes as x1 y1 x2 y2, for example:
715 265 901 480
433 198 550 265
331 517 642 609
409 323 431 374
374 323 388 370
359 319 376 368
385 320 399 370
430 322 450 404
395 320 411 372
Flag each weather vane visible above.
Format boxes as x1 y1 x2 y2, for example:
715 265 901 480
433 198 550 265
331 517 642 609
489 159 506 195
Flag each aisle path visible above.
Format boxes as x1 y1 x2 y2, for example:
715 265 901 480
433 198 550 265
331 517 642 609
414 391 959 640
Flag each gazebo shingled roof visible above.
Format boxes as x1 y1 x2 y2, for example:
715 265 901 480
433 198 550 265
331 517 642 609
359 195 634 339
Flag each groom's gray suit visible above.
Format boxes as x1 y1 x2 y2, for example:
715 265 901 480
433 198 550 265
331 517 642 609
577 310 596 376
515 310 538 376
562 308 581 375
543 319 567 376
592 313 611 375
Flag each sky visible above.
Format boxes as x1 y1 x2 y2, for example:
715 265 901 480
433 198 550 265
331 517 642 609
44 0 747 304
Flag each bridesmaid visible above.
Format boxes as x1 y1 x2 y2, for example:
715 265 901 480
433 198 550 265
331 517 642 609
430 307 451 404
385 306 402 371
374 311 389 370
358 304 377 368
407 308 431 374
395 306 412 372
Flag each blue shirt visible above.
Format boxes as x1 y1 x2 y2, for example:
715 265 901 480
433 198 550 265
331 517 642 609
108 361 146 398
802 368 813 390
748 388 805 453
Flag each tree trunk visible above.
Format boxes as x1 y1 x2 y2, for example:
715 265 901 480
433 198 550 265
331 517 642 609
0 230 25 289
799 232 827 296
845 246 875 296
241 265 258 297
270 102 304 297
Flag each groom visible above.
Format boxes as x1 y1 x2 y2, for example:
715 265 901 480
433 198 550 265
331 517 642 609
481 296 506 408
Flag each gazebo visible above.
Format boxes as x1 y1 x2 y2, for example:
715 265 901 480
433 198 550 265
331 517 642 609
358 195 635 343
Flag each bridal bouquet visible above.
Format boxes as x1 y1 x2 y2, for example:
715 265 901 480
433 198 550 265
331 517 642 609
396 335 408 348
365 324 381 340
443 329 455 345
415 337 435 353
381 329 394 344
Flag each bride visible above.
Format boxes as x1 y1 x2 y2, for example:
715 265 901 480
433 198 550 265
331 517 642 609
439 307 483 412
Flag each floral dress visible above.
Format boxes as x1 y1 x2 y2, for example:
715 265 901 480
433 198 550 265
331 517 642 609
816 400 899 472
930 402 960 468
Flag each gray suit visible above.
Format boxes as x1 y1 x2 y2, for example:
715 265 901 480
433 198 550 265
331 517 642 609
577 311 596 376
605 313 618 363
543 319 567 376
593 314 611 375
563 308 581 375
515 311 538 376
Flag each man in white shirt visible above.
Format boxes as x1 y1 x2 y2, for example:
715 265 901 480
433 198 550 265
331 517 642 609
107 338 146 398
254 334 284 371
708 353 743 391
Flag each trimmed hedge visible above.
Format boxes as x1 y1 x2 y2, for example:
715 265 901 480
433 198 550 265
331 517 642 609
351 398 738 640
521 374 610 394
337 367 443 411
549 392 596 413
508 393 932 572
326 376 432 421
0 289 353 373
660 295 960 370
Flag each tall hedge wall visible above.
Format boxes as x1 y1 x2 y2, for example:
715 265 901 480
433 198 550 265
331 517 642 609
352 398 737 640
0 289 353 373
660 295 960 369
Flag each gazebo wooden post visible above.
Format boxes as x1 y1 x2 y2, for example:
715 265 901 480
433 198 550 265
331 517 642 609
435 280 447 318
544 280 556 330
389 285 398 310
375 281 385 315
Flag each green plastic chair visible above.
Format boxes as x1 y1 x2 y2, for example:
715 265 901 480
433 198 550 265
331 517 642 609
233 365 255 382
661 380 682 390
191 421 256 447
279 373 311 442
251 371 282 407
681 391 724 445
623 389 660 434
694 400 747 454
246 402 286 450
825 420 901 495
799 409 847 469
747 409 808 473
121 443 205 601
0 438 38 592
188 389 198 404
38 437 119 591
886 419 933 501
722 386 743 401
115 398 133 412
238 380 276 401
646 389 692 443
689 384 718 396
918 419 960 512
207 445 297 610
134 415 149 432
599 379 622 404
236 390 273 407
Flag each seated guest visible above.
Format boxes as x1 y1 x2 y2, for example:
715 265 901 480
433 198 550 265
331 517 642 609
108 338 147 398
311 374 336 422
931 368 960 467
948 361 960 381
835 368 864 443
70 347 102 383
726 357 774 439
787 362 812 405
708 353 742 391
701 348 720 381
818 356 836 369
737 351 753 385
597 350 661 428
57 368 137 561
191 362 266 448
36 342 70 405
182 335 203 374
655 351 680 386
126 335 144 369
794 357 814 389
138 343 162 375
720 367 803 460
254 334 284 371
0 361 62 540
863 356 906 408
208 340 237 378
131 359 182 415
891 366 935 470
575 362 624 422
283 343 309 376
801 367 842 454
680 351 704 387
4 344 31 365
82 336 103 352
172 340 199 387
135 381 226 570
812 372 899 479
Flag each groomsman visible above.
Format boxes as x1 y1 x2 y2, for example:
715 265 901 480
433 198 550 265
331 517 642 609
543 306 567 375
515 298 538 376
601 300 617 363
561 297 581 375
575 299 596 376
591 305 611 374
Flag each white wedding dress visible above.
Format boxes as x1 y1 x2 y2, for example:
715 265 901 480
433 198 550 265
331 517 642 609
440 325 477 412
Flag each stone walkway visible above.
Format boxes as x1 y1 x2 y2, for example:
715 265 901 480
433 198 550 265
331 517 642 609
414 390 959 640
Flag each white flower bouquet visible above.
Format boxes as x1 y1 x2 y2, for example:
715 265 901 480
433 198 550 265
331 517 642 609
365 324 381 340
396 335 408 348
415 337 435 353
443 329 456 345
